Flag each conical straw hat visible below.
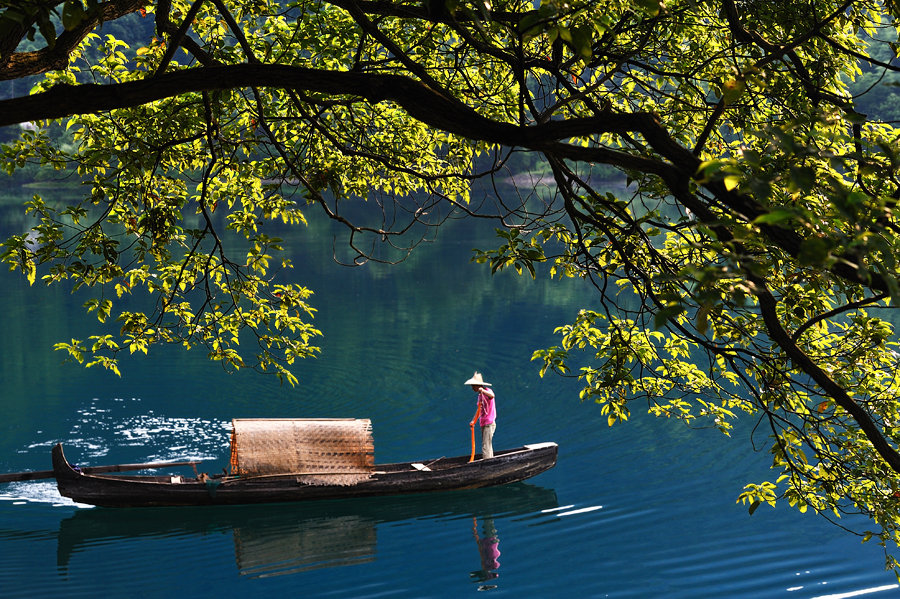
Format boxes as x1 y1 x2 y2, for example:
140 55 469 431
464 372 491 387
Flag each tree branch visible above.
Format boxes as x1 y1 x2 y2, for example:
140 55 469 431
0 61 890 297
0 0 147 80
750 274 900 473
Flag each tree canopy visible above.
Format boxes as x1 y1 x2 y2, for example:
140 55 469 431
5 0 900 570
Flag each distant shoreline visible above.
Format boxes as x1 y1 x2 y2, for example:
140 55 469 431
500 171 631 193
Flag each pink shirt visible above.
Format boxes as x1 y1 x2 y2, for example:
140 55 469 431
478 388 496 426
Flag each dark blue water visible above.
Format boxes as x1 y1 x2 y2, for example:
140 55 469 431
0 187 898 598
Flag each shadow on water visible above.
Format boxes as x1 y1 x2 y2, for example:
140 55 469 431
56 483 557 579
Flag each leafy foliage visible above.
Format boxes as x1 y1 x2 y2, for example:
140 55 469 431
5 0 900 570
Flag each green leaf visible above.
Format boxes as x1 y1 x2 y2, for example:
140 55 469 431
789 166 816 192
37 16 56 48
654 304 684 328
62 1 86 31
24 260 36 286
797 236 832 266
634 0 663 17
695 303 711 335
570 25 593 61
723 175 740 191
518 3 557 40
721 78 746 105
752 210 795 225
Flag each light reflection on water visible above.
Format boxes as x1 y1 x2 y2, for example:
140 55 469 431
22 397 231 462
0 481 76 507
808 586 900 599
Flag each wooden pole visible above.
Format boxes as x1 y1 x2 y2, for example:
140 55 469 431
0 458 203 484
469 404 482 463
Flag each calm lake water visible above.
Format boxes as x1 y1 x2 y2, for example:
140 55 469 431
0 183 899 598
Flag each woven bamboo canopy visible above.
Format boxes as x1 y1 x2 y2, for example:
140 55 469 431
229 419 375 485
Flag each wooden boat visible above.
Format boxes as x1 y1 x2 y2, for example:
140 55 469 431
52 441 558 508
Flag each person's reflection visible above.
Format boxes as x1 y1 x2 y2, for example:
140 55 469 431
470 516 500 590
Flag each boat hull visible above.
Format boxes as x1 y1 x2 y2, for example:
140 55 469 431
52 442 558 507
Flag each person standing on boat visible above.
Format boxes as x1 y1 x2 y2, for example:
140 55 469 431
466 372 496 459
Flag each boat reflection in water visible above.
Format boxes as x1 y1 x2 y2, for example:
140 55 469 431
57 483 558 579
234 513 377 577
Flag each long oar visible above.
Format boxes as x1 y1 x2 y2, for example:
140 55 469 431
0 458 204 484
469 404 482 463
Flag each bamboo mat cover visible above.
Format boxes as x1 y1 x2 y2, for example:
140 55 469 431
229 418 374 485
